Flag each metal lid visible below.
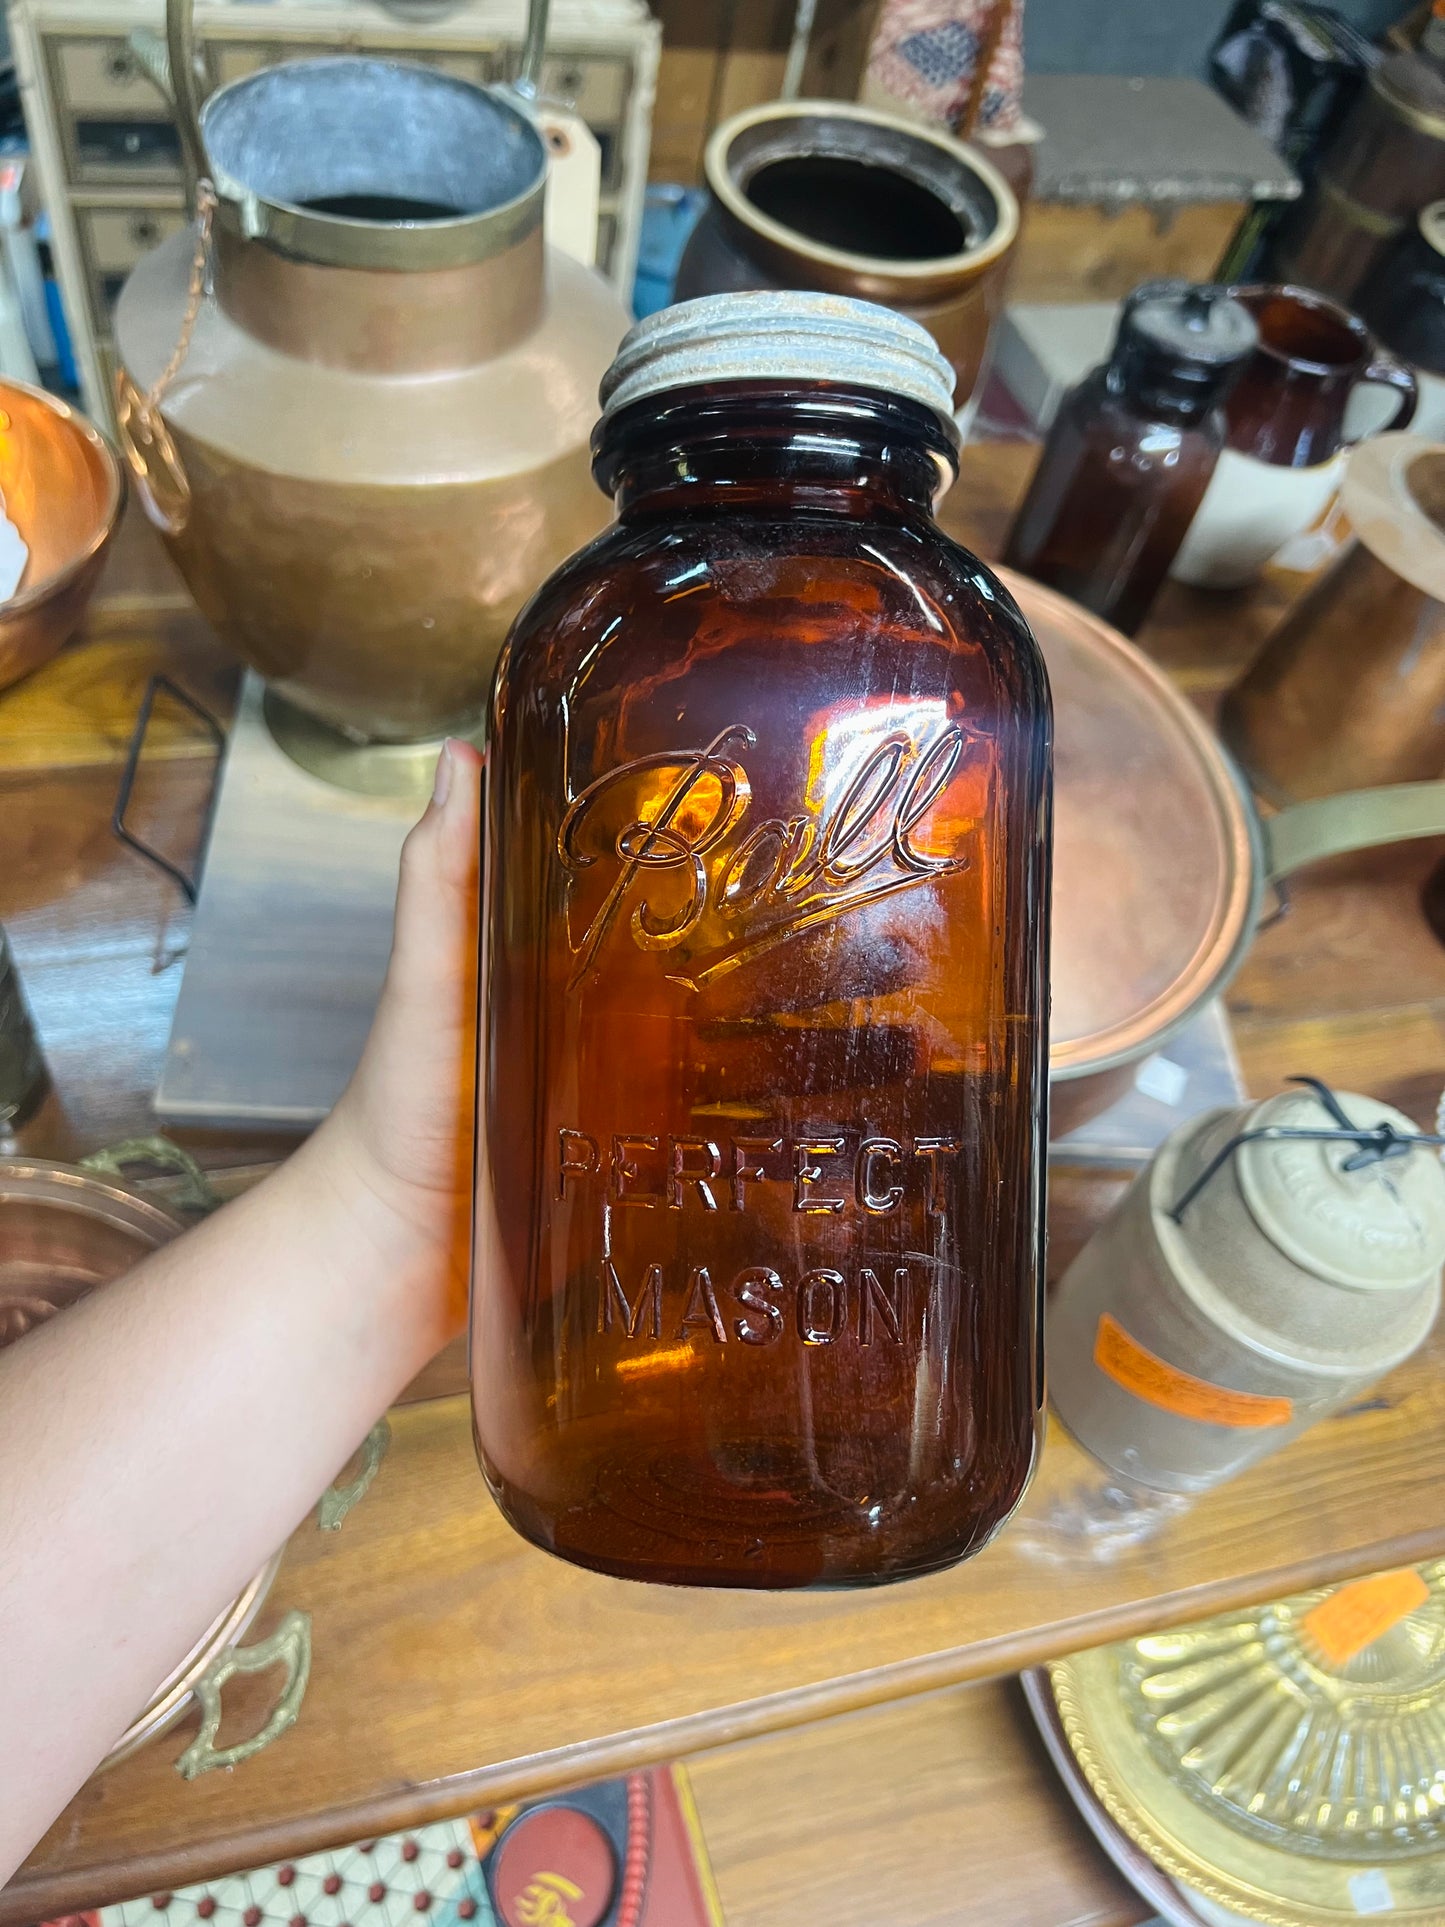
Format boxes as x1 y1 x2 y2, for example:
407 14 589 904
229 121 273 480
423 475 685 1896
597 291 959 439
1237 1088 1445 1291
1123 281 1257 371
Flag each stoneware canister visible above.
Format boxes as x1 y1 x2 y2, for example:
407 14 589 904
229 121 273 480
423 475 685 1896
1048 1087 1445 1493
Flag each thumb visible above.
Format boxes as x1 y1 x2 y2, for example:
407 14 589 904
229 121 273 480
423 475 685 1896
387 738 484 1007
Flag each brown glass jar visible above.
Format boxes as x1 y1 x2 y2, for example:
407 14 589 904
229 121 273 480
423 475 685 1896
1002 283 1257 635
473 292 1052 1589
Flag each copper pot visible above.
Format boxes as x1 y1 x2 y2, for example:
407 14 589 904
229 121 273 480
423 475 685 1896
1014 573 1445 1131
1222 435 1445 803
0 380 123 693
112 0 629 744
675 100 1019 425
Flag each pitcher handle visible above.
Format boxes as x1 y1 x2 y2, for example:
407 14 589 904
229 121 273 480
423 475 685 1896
1265 781 1445 882
165 0 211 202
1351 348 1419 441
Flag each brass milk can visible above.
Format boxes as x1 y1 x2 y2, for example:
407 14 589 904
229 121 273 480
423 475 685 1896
113 0 629 743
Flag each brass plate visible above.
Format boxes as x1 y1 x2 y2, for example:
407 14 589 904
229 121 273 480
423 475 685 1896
1046 1561 1445 1926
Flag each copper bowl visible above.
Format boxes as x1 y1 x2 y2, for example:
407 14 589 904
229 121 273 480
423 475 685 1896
0 380 124 693
0 1158 281 1766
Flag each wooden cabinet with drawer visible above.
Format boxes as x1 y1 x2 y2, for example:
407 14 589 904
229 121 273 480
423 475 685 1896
208 38 498 88
12 0 658 422
73 197 187 320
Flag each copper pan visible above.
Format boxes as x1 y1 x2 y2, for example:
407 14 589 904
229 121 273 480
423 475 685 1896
1013 573 1445 1133
0 1158 282 1766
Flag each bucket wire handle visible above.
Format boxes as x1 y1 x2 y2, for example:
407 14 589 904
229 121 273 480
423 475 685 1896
165 0 211 200
1167 1077 1445 1223
112 184 213 537
515 0 551 98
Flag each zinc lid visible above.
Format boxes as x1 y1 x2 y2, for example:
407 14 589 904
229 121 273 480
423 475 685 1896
1236 1087 1445 1291
598 290 959 441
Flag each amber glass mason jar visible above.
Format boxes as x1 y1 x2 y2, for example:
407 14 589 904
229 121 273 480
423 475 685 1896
473 292 1052 1588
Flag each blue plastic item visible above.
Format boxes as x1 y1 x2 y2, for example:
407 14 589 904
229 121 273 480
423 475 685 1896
632 184 707 319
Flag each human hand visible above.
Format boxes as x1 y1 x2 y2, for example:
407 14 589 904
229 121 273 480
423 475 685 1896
311 738 483 1345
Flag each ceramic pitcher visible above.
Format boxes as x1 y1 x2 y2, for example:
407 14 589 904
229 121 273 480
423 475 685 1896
1171 283 1417 590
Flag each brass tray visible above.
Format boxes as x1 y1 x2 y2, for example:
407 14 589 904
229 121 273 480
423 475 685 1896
1043 1561 1445 1926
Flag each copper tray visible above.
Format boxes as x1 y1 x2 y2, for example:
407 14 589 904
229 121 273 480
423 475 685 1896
1008 572 1445 1132
0 1156 282 1767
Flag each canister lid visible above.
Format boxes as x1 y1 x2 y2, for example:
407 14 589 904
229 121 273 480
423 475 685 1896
1237 1088 1445 1291
1341 432 1445 603
597 290 959 441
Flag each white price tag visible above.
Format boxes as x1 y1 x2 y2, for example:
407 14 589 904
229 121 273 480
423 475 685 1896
1349 1869 1396 1915
0 489 29 602
1134 1053 1189 1108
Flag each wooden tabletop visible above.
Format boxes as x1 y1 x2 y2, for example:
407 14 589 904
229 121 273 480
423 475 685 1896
4 442 1445 1925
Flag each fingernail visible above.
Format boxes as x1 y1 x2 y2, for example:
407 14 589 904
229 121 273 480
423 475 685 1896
433 741 455 808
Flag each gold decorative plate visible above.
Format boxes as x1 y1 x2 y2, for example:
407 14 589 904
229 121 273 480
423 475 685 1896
1045 1560 1445 1925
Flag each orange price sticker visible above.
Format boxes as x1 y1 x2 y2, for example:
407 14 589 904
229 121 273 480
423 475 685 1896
1093 1314 1294 1430
1303 1569 1430 1668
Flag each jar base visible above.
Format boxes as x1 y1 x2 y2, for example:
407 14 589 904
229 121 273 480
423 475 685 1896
481 1429 1037 1590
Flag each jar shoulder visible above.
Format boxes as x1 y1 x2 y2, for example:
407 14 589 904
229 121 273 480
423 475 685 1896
497 512 1052 725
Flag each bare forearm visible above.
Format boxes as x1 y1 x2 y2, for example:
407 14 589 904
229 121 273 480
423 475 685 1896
0 1124 452 1877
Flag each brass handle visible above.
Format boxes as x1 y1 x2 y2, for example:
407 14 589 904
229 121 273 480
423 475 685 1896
115 369 193 538
317 1418 391 1530
124 29 173 102
175 1609 311 1780
80 1135 219 1214
1264 781 1445 882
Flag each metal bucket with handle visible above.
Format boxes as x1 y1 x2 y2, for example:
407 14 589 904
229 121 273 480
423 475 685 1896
111 0 629 746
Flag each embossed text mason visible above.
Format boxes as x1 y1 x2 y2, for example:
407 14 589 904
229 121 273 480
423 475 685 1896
474 292 1053 1587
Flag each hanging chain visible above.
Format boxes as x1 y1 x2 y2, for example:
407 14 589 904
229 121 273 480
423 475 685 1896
146 178 217 412
114 180 217 536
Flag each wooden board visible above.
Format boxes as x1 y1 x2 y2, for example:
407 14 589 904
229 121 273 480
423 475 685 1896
1009 201 1244 306
691 1678 1146 1927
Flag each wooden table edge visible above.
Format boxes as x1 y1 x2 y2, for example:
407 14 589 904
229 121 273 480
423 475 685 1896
10 1521 1445 1924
